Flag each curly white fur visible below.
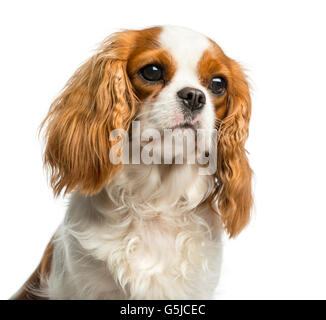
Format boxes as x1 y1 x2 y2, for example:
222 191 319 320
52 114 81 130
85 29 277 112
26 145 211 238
45 164 222 299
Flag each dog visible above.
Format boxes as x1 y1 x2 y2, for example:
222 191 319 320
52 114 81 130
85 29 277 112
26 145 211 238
13 25 252 300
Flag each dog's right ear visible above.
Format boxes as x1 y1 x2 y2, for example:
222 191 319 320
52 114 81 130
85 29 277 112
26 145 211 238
41 32 137 196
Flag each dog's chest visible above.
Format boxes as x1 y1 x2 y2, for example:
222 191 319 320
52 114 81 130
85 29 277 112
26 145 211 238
76 206 221 299
93 209 219 299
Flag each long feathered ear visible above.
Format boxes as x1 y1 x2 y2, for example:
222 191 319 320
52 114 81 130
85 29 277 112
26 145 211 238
214 60 252 238
41 34 136 196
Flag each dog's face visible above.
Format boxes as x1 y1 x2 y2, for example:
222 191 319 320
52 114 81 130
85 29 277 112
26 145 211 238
128 26 223 139
42 26 252 237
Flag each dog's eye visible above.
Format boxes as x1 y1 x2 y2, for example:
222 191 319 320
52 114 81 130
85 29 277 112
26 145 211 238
209 77 227 96
139 64 163 82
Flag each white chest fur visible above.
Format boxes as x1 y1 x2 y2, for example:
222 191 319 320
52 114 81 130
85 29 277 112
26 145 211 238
47 165 223 299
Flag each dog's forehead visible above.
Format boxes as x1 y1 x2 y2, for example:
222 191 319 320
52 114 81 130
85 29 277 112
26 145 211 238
159 26 211 70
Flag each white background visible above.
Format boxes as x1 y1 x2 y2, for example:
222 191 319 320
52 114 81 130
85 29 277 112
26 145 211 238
1 0 326 300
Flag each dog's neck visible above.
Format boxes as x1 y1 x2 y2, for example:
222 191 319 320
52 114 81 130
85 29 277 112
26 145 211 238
88 164 215 221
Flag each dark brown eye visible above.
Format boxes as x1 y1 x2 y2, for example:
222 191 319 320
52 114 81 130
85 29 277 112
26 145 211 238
209 76 227 96
139 64 163 82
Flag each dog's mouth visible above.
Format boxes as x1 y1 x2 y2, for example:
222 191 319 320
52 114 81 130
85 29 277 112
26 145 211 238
168 121 200 131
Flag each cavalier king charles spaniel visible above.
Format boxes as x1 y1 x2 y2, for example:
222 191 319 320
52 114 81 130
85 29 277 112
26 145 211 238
13 25 252 300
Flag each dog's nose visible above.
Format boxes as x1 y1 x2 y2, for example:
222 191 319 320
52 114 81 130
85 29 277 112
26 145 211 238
177 87 206 111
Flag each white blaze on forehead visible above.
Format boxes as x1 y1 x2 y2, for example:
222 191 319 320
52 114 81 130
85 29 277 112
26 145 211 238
159 26 211 78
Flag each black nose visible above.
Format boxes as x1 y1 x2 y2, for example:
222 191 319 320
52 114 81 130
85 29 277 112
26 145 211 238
177 87 206 111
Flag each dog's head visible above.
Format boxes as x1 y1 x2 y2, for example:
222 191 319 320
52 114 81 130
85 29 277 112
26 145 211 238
42 26 252 237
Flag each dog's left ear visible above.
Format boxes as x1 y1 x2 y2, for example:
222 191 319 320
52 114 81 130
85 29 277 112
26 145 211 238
214 60 253 238
41 33 136 196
